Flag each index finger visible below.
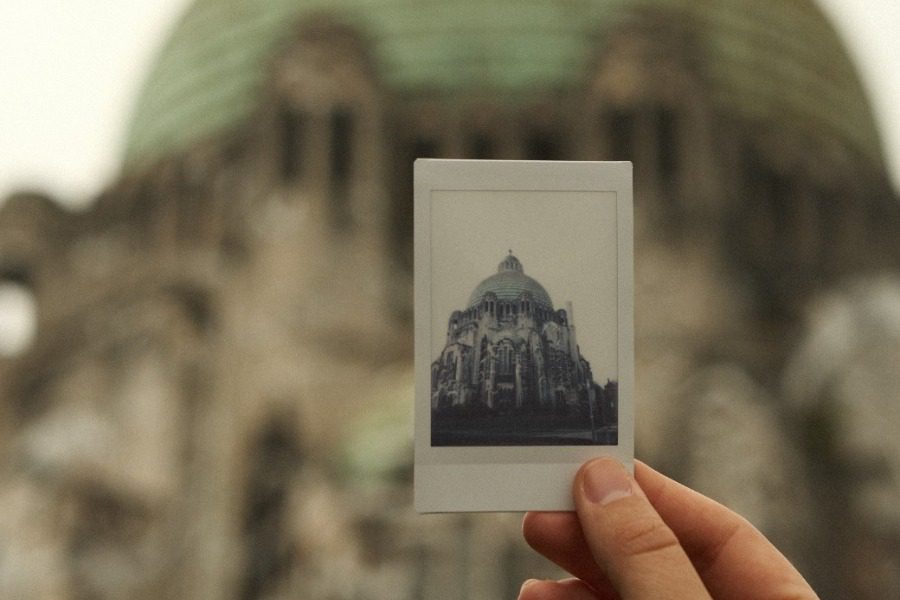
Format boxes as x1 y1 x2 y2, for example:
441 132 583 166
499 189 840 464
634 462 816 599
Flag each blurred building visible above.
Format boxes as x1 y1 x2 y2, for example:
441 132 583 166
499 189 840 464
1 0 899 598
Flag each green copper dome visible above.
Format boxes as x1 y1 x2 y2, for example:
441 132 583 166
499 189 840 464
467 254 553 309
124 0 884 170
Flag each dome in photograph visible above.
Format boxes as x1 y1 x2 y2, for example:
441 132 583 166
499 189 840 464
123 0 883 171
467 254 553 309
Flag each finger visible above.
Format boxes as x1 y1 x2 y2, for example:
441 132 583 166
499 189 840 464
518 578 604 600
526 461 817 600
634 461 817 600
573 458 712 599
522 512 618 598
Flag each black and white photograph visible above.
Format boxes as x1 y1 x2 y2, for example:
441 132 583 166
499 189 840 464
414 160 634 512
429 200 619 447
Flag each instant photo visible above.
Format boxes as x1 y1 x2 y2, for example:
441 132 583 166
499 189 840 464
414 160 633 512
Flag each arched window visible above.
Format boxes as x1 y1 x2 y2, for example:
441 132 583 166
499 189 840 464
273 17 380 230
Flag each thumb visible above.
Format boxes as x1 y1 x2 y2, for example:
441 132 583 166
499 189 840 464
573 458 712 600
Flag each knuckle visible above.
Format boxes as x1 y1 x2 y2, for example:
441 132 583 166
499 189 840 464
613 517 681 558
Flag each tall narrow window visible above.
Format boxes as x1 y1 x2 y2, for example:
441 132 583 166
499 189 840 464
607 108 635 161
279 107 307 182
654 106 679 185
762 169 794 240
413 137 439 160
467 132 495 159
391 136 440 271
744 147 794 241
525 130 561 160
499 346 513 375
329 108 354 229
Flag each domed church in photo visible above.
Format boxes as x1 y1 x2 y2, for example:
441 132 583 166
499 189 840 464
1 0 900 598
431 253 617 445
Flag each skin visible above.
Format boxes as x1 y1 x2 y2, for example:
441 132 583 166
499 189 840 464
519 459 819 600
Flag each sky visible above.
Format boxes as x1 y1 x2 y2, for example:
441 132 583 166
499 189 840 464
0 1 192 205
1 1 900 204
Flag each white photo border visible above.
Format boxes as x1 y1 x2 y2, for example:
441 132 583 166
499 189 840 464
414 159 634 512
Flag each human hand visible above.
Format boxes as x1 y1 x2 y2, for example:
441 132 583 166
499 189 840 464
519 458 818 599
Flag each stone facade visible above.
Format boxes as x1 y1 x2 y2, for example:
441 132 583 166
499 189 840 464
1 1 900 599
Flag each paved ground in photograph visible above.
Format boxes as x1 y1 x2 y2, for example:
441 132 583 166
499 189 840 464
432 413 618 446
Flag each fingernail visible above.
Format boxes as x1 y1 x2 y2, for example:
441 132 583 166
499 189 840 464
519 579 538 596
581 458 633 505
